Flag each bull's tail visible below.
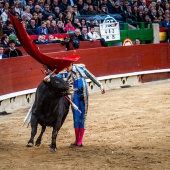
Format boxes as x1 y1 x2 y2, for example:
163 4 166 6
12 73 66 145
22 104 33 127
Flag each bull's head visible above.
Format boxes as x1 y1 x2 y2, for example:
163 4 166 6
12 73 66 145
43 70 74 95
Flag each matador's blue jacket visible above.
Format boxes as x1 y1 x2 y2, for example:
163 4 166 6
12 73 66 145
57 64 102 128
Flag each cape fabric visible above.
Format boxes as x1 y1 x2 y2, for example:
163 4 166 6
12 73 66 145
8 12 80 73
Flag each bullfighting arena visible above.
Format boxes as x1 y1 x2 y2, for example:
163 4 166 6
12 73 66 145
0 81 170 170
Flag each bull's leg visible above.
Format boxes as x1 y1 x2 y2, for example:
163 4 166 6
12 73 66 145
35 125 46 146
26 115 38 147
49 128 58 152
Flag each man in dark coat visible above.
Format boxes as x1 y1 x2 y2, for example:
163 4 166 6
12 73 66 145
4 40 23 58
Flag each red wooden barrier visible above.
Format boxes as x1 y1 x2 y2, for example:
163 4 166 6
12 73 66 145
0 43 170 96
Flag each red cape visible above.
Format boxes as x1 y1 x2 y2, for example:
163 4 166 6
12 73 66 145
8 12 80 73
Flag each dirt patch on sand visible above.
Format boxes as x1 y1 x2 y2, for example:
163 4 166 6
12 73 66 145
0 81 170 170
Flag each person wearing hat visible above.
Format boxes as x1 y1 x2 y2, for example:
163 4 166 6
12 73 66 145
4 40 23 58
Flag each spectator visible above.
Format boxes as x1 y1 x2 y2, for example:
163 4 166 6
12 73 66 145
77 0 84 11
135 38 141 45
59 0 69 13
21 6 32 21
70 28 84 49
88 5 98 15
53 7 60 19
32 5 42 14
52 0 60 12
14 12 22 22
99 5 108 14
88 26 101 41
14 3 24 17
9 5 16 16
81 27 90 40
80 4 89 15
32 12 41 26
27 0 34 14
88 26 107 46
57 21 65 33
64 19 75 33
37 21 48 35
73 18 81 29
0 46 8 59
4 40 23 58
112 2 124 14
80 18 88 28
137 11 145 22
27 19 38 35
56 12 65 24
1 35 9 48
2 22 15 36
48 20 59 34
42 4 55 20
1 8 9 22
162 15 170 28
65 11 74 24
73 5 80 16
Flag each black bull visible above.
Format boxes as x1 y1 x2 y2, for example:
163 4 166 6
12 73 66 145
26 76 71 152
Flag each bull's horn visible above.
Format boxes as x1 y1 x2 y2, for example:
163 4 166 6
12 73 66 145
44 75 50 82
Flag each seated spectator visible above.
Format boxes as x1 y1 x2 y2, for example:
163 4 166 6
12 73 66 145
42 4 55 20
2 22 15 36
113 2 124 14
81 27 90 41
1 35 9 48
73 18 81 30
37 21 48 35
70 28 84 49
87 19 98 27
135 38 141 45
34 34 51 44
4 40 23 58
32 12 41 27
14 12 22 22
73 5 80 16
64 19 75 33
53 7 60 19
80 18 88 29
59 0 69 13
32 5 42 15
162 16 170 28
48 20 59 34
79 4 89 15
88 5 98 15
9 5 16 16
56 12 65 24
0 46 8 59
26 19 38 35
52 0 60 12
1 8 8 22
65 11 74 24
57 21 65 33
99 5 108 14
21 6 32 21
14 2 24 17
88 26 107 46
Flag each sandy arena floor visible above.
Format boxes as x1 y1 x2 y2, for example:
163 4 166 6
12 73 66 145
0 81 170 170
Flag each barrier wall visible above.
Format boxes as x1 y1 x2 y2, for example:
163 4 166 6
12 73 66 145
1 43 170 96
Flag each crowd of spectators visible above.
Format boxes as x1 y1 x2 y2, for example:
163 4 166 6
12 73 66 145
0 0 169 51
